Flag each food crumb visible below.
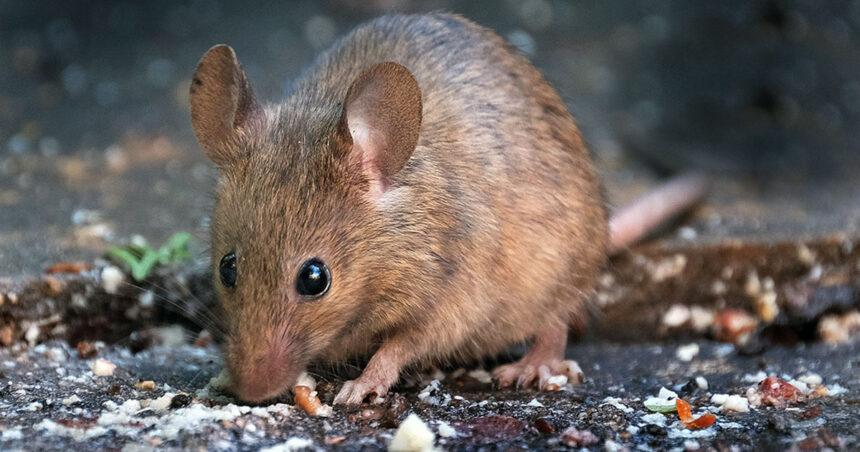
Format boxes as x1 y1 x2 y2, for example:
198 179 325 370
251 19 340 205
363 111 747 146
467 368 492 384
259 437 314 452
91 358 116 376
135 380 156 390
676 343 700 362
710 394 750 413
760 377 801 407
62 395 82 406
389 413 437 452
101 266 124 294
818 310 860 344
437 421 456 438
294 385 332 417
663 304 690 328
150 393 176 411
560 427 599 447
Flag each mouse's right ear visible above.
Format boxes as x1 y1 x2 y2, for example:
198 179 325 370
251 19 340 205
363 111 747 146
338 62 422 200
189 45 264 167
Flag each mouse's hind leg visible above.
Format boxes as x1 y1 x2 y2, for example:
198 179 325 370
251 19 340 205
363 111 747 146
492 319 583 389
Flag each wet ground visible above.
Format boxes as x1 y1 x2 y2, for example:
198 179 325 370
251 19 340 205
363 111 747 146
2 0 860 450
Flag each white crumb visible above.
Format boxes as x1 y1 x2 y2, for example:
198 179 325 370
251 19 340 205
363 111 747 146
90 359 116 377
710 394 750 413
295 372 317 391
467 369 492 384
389 413 437 452
260 437 314 451
675 343 700 362
101 266 124 294
437 421 456 438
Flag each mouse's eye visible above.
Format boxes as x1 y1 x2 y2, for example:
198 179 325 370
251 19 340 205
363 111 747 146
219 251 237 288
296 258 331 298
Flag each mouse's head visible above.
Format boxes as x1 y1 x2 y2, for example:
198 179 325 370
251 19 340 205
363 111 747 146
189 45 422 402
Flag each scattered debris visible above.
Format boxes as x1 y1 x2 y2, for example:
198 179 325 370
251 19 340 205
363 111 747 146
260 437 314 452
389 414 436 452
759 377 801 408
45 261 91 275
294 385 331 417
644 387 679 413
76 341 98 359
818 310 860 344
675 343 700 361
710 394 750 413
560 427 599 447
676 399 715 430
712 309 758 343
90 358 116 376
437 421 456 438
135 380 156 390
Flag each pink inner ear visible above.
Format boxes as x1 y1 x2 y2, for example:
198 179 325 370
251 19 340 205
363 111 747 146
347 115 390 196
339 62 422 199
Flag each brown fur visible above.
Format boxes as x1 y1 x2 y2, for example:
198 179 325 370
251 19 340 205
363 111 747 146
191 13 608 403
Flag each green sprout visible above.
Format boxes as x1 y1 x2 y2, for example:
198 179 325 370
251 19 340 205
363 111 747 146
107 232 193 281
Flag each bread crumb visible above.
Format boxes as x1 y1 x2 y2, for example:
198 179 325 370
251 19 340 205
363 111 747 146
389 413 437 452
135 380 156 390
91 358 116 376
710 394 750 412
295 372 317 391
62 395 82 406
437 421 456 438
260 437 314 452
676 343 699 362
663 304 690 328
101 266 124 294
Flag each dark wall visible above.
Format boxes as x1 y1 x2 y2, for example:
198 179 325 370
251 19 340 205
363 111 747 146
2 0 858 181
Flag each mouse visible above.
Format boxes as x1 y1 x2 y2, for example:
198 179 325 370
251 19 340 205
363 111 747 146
188 12 707 404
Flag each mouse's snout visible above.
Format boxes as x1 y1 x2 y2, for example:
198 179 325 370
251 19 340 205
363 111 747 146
227 329 301 403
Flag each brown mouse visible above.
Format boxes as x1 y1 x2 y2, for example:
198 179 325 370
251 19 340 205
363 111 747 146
189 13 706 404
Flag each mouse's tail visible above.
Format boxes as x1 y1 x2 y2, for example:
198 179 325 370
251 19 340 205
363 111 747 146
607 172 710 255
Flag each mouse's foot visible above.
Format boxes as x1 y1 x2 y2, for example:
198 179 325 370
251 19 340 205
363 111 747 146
333 377 392 405
493 358 584 389
333 342 405 405
493 321 583 389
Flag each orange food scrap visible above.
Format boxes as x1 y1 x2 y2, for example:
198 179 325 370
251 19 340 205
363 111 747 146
45 261 91 274
294 385 323 415
676 398 716 430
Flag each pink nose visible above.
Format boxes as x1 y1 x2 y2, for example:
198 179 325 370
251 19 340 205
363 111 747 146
228 339 294 402
231 367 284 402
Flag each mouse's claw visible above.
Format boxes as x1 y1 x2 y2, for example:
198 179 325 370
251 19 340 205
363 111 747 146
333 378 388 405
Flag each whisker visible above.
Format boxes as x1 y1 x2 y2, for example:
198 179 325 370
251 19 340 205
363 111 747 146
117 279 227 340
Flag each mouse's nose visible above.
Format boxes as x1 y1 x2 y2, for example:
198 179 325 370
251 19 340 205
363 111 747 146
227 334 296 402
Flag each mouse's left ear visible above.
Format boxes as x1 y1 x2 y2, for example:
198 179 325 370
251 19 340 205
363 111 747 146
338 62 422 200
190 45 264 167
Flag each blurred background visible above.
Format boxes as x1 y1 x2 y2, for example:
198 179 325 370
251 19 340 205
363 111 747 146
2 0 859 276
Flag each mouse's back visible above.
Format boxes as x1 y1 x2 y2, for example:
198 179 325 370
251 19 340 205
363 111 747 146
270 11 609 359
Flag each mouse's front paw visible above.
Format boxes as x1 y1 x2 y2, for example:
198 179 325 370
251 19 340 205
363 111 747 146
333 378 389 405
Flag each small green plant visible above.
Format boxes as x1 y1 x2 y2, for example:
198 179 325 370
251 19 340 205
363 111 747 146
107 232 193 281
